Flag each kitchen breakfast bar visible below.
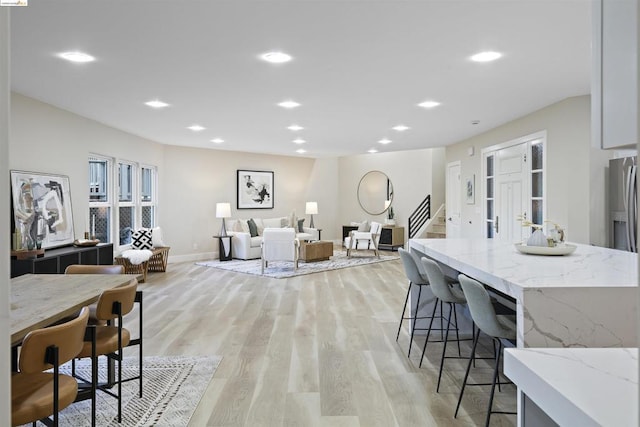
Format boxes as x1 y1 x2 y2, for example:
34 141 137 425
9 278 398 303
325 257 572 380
409 238 638 426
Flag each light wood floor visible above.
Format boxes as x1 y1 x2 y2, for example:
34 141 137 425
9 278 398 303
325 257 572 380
133 258 517 426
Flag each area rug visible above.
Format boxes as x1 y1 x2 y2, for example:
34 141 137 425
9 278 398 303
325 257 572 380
196 249 399 278
33 355 221 427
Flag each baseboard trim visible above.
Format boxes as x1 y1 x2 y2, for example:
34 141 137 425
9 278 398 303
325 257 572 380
168 252 216 264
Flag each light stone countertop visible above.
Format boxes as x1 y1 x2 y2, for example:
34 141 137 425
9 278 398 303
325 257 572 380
409 238 637 299
504 348 638 427
409 238 638 348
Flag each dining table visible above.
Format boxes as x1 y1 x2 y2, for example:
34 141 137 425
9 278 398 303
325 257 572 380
11 273 137 346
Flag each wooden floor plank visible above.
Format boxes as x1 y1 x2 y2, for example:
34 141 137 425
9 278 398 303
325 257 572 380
136 258 516 427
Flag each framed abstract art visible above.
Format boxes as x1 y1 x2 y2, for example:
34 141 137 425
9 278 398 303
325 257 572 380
237 170 274 209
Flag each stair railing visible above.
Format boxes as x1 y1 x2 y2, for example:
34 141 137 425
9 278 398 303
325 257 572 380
408 194 430 238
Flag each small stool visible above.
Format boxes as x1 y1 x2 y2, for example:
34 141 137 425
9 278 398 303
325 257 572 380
396 248 444 357
420 257 471 392
456 274 517 426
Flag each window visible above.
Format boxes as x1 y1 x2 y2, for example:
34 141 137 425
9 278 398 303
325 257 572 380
89 156 112 243
118 162 135 245
88 156 158 248
140 166 156 228
485 154 495 238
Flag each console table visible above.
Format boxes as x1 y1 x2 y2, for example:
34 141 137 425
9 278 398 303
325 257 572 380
379 226 405 250
10 243 114 278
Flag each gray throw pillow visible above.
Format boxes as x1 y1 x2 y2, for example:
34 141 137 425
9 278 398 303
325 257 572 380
247 218 259 237
297 218 305 233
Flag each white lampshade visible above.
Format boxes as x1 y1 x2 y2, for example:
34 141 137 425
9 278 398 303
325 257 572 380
305 202 318 215
216 202 231 218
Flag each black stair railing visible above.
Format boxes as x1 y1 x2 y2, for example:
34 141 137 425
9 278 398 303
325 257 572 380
408 194 430 239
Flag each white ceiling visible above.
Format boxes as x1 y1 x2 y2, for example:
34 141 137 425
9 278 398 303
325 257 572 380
10 0 591 158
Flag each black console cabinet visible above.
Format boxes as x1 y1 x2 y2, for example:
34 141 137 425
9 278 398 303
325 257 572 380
11 243 114 278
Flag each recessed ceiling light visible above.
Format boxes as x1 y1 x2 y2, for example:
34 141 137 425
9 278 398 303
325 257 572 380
470 51 502 62
58 51 95 63
368 148 378 154
378 138 392 145
261 51 292 63
418 101 441 109
288 124 304 131
392 125 410 132
187 125 205 131
278 100 301 109
293 138 306 144
211 138 224 143
145 100 170 108
296 149 307 154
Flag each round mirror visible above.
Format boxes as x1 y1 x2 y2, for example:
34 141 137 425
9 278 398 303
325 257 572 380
357 170 393 215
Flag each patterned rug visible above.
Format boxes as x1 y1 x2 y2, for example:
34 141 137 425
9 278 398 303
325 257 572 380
32 356 221 427
196 249 399 278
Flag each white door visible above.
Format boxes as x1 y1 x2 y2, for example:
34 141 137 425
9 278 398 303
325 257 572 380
494 143 528 243
446 161 461 238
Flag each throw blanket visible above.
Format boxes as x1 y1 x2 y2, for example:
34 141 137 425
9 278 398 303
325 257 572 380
121 249 153 265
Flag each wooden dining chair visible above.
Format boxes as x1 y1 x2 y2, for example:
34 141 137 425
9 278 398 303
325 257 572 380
73 278 140 425
64 264 125 275
11 307 90 427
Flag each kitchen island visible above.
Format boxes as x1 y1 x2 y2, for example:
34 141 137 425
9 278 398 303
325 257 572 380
409 238 637 348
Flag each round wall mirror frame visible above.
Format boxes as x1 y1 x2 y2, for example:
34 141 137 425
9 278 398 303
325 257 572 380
357 170 393 215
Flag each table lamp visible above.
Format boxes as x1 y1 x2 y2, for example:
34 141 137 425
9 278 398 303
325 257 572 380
216 202 231 237
305 201 318 228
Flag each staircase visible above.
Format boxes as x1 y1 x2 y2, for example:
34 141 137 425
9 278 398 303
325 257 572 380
424 204 446 238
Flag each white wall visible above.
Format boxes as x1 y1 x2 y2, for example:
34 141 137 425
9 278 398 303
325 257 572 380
10 93 165 236
337 148 446 242
9 94 340 260
1 9 10 425
161 145 324 260
445 95 611 246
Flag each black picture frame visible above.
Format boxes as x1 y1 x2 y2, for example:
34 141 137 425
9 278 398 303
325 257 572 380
237 170 274 209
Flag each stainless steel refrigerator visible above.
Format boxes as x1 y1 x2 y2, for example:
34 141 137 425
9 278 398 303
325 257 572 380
609 156 637 252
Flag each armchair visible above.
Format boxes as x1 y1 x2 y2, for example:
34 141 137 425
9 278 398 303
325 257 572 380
345 221 382 258
261 228 300 274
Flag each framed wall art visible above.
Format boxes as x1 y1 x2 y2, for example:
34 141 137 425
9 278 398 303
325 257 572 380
466 175 475 204
10 170 75 249
237 169 274 209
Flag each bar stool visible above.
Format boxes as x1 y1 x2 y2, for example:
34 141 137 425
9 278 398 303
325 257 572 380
456 274 517 427
419 257 469 392
396 248 442 357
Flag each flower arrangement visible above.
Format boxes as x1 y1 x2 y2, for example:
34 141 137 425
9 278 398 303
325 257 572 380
517 215 565 246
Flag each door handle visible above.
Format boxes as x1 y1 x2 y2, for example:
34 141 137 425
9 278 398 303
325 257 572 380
448 217 452 221
495 216 499 233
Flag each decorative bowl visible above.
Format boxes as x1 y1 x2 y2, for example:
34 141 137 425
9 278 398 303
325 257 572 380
514 243 577 256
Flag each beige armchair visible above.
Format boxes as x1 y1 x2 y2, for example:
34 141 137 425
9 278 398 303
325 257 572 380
345 221 382 258
261 228 300 274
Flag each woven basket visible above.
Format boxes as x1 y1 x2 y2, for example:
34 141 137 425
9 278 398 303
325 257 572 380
114 257 149 283
148 246 170 272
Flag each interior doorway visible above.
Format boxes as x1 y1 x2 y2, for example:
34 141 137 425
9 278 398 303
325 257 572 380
446 161 461 238
483 131 546 242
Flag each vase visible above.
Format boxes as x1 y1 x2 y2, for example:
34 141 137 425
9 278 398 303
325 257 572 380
526 229 547 246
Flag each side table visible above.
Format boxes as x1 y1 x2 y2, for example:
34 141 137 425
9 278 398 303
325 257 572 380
214 235 233 261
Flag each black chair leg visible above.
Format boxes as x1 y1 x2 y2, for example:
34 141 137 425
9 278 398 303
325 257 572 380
452 304 462 357
396 282 412 341
407 284 423 358
419 297 441 368
485 339 503 427
436 302 454 392
455 327 481 418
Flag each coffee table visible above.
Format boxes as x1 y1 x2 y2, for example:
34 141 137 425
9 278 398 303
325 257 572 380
299 240 333 262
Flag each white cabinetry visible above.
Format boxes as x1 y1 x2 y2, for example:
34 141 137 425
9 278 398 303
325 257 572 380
592 0 638 149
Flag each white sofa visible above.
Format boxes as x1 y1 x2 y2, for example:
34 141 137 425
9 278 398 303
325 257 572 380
226 216 319 260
